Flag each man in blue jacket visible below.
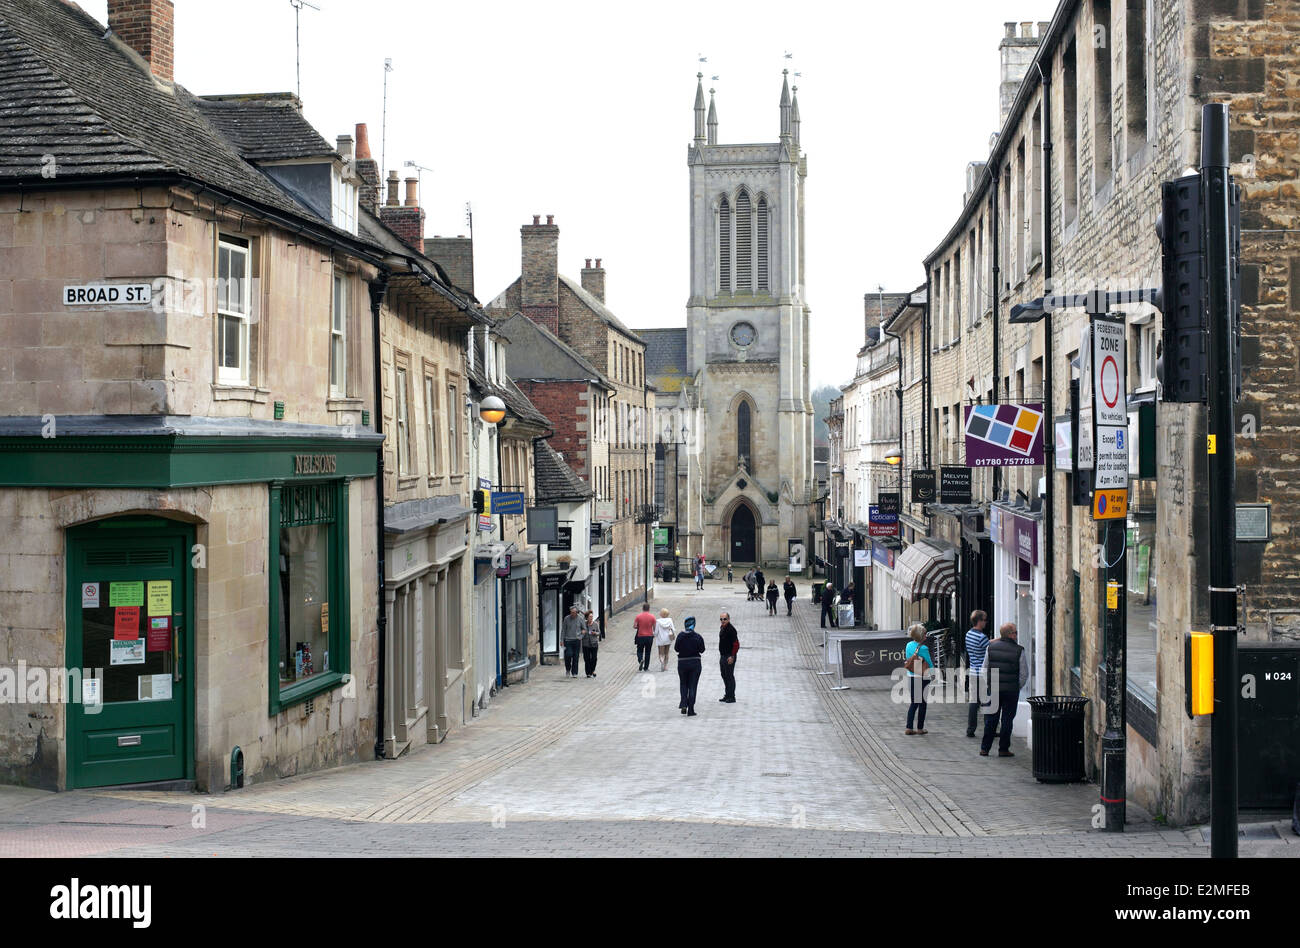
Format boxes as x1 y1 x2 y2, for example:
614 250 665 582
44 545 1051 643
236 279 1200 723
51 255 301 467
674 616 706 716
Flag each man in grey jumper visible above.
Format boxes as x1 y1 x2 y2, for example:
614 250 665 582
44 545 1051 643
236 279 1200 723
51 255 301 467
561 606 584 678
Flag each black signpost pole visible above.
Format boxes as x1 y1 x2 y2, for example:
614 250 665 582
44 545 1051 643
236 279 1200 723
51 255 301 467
1202 103 1239 860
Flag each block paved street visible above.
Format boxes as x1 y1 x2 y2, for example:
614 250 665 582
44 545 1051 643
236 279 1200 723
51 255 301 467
1 581 1295 857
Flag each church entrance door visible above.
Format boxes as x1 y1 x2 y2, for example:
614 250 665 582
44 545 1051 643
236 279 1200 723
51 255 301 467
730 504 756 564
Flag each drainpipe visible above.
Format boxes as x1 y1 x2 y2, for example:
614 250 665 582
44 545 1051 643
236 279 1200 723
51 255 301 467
991 168 1002 504
1038 62 1057 697
369 272 390 760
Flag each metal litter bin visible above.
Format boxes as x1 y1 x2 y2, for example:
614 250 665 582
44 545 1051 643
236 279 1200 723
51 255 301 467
1028 696 1089 783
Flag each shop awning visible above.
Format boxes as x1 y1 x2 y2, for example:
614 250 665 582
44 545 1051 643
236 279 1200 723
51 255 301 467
890 541 957 601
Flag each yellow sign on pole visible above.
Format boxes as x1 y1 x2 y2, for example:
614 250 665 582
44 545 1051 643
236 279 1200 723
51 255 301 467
1092 488 1128 520
1106 580 1120 610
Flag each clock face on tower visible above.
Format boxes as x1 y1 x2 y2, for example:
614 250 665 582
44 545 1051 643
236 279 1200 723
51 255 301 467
730 321 757 348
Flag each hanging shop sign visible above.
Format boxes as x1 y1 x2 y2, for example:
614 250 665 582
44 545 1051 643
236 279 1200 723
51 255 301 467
964 403 1045 466
876 492 901 516
551 525 573 552
526 506 559 545
853 549 872 568
939 466 972 504
1013 515 1038 566
871 540 896 569
1055 417 1073 471
910 469 936 502
478 477 493 532
868 504 899 538
491 491 525 515
595 500 616 521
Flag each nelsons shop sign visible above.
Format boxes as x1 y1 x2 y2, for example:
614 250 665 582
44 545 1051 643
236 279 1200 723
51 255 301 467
293 454 338 475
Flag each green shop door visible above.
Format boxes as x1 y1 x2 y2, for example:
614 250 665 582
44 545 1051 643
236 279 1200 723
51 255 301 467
66 519 195 789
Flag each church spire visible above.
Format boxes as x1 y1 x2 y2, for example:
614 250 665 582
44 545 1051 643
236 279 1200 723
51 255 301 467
779 69 792 140
707 86 718 145
694 73 706 145
791 84 801 148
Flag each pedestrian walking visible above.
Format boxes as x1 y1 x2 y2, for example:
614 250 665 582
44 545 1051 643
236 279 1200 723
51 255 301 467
765 579 779 615
783 577 797 616
903 623 934 735
727 564 733 583
754 568 766 595
980 622 1028 757
744 569 757 601
561 605 584 678
633 602 657 671
964 609 991 737
654 607 676 671
674 616 706 716
581 610 601 677
820 583 838 628
695 559 706 589
718 611 740 703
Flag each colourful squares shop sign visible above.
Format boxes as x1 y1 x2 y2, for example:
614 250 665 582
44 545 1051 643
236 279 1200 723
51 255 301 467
963 403 1045 467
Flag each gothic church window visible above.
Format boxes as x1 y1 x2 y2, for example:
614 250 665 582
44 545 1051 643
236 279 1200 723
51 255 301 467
736 189 752 291
757 196 769 291
737 399 751 468
718 196 731 293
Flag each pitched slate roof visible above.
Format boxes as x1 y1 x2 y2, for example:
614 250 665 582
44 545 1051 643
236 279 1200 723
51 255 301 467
0 0 345 237
195 94 337 162
558 274 643 344
534 439 593 503
637 327 689 392
496 312 613 389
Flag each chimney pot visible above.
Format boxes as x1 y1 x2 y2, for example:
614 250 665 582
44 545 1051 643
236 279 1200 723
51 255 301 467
1020 21 1032 38
585 258 592 268
355 123 372 159
1004 21 1016 38
404 176 418 208
595 258 601 268
532 215 540 225
1038 21 1050 37
385 170 400 207
546 214 554 225
336 134 354 161
108 0 175 82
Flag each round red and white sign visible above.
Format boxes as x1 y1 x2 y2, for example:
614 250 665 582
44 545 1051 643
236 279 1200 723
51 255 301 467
1100 355 1120 409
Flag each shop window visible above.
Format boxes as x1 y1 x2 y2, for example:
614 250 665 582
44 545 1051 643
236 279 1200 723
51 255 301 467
270 480 351 712
502 577 529 669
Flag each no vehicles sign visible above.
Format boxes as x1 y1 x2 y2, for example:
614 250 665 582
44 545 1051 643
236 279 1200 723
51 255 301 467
1092 319 1127 427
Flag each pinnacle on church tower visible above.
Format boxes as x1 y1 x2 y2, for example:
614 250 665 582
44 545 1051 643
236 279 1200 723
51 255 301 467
779 69 791 140
694 73 706 144
791 84 800 148
707 87 718 145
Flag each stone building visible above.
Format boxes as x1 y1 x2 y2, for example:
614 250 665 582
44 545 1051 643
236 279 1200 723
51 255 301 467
682 73 816 571
914 2 1300 823
486 223 653 613
0 0 402 790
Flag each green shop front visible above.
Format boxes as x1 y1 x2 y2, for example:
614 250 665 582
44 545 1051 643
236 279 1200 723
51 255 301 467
0 417 380 791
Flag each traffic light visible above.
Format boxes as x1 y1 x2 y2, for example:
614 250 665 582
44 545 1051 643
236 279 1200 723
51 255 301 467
472 488 489 513
1155 173 1208 403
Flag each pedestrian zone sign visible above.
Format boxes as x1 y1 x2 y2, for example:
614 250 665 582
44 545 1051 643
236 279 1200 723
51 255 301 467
1093 425 1129 491
1093 488 1128 521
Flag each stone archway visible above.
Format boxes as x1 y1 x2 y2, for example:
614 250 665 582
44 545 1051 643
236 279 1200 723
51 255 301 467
721 497 761 566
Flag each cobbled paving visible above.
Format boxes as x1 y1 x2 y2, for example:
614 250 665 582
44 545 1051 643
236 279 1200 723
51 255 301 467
1 581 1296 857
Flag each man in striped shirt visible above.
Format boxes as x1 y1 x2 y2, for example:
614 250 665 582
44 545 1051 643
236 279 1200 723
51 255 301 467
965 610 990 737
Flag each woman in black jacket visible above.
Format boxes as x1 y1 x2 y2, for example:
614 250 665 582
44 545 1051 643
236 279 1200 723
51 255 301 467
783 577 797 615
673 616 706 716
765 580 779 615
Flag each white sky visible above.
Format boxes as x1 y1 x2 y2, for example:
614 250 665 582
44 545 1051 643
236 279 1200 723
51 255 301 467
82 0 1062 388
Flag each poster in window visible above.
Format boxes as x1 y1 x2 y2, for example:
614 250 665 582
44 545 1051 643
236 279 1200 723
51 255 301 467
109 581 144 607
147 616 171 652
110 639 146 666
114 606 141 640
146 580 171 616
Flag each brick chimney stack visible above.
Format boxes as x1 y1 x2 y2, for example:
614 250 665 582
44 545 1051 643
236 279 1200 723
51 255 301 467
379 172 425 254
520 214 560 336
107 0 175 81
353 123 380 217
581 257 606 304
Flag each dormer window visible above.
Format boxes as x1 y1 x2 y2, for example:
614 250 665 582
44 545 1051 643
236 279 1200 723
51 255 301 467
331 167 358 235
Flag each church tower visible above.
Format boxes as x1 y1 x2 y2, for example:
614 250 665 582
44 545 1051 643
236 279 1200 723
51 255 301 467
686 71 813 568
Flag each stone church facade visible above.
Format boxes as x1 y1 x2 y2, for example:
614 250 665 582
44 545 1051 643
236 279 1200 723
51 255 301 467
682 73 815 570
